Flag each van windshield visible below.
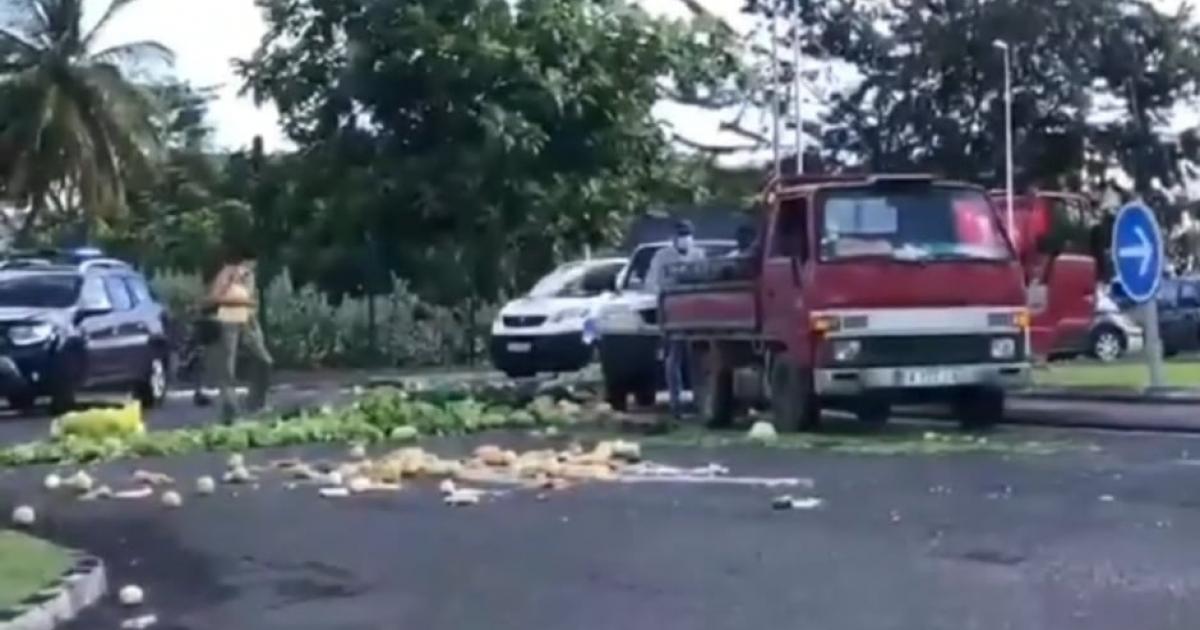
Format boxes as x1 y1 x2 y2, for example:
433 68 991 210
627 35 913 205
819 186 1011 263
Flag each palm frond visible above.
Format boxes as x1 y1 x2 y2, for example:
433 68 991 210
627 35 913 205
0 26 43 57
81 0 138 50
89 40 175 68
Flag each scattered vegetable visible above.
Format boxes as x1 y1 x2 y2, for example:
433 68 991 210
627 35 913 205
10 505 35 527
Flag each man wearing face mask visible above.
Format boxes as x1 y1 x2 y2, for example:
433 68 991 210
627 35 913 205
645 220 705 417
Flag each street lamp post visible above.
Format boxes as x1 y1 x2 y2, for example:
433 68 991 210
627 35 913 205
994 40 1015 242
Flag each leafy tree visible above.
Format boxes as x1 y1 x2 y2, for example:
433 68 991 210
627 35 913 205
0 0 172 244
236 0 739 302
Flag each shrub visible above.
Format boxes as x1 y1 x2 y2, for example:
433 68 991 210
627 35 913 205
150 269 494 369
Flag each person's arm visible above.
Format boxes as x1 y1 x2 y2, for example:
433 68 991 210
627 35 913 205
206 266 233 306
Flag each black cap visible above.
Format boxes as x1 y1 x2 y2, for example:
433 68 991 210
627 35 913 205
674 219 695 236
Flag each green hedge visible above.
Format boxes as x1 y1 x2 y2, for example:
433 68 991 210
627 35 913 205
152 270 496 369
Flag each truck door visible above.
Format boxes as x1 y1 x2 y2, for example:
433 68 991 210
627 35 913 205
760 197 810 356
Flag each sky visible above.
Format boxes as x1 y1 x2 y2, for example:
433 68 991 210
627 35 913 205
98 0 1191 161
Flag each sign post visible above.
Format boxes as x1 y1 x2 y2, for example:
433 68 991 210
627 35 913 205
1111 201 1166 389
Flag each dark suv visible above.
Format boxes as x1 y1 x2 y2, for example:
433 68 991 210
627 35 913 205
0 250 171 412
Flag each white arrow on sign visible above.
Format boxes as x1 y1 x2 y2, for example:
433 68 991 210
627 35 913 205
1118 225 1154 276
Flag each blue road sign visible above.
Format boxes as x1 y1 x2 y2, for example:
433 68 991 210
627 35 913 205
1111 202 1164 304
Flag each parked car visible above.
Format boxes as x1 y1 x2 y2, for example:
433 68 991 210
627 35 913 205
1111 276 1200 356
489 257 627 378
0 249 172 412
1089 289 1144 362
595 239 736 410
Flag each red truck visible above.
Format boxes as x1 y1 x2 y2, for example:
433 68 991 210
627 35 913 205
987 190 1099 359
660 174 1033 430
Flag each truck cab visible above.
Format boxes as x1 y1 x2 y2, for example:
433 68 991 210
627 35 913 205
987 191 1100 359
661 174 1032 430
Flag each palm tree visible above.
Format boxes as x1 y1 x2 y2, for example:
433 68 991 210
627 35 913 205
0 0 173 244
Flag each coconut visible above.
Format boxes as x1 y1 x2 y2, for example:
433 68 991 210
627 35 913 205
474 445 508 467
65 470 94 493
438 478 457 495
346 476 371 494
10 505 35 526
747 421 778 444
161 490 183 508
222 466 254 484
349 444 367 460
195 476 216 495
226 453 245 469
43 473 62 490
118 584 145 607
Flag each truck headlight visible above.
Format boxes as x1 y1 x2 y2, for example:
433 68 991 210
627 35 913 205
832 340 861 363
990 337 1017 360
9 322 55 346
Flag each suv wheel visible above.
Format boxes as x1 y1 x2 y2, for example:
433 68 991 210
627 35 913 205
1090 326 1126 363
137 351 169 408
6 393 36 412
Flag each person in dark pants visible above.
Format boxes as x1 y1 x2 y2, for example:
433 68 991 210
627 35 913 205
206 247 273 423
190 303 219 407
646 220 705 418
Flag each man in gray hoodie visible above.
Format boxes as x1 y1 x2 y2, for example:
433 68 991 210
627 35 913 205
646 220 705 418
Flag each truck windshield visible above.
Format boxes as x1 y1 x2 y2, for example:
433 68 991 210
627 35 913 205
819 187 1011 263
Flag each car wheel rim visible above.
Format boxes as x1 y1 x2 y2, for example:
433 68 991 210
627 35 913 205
1095 334 1121 362
150 358 167 400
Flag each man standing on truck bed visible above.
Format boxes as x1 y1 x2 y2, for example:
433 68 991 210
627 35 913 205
646 220 705 417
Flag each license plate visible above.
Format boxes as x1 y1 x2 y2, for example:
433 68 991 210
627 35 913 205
507 342 532 353
898 368 959 387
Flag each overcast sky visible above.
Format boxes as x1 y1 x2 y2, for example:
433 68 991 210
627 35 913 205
98 0 1190 157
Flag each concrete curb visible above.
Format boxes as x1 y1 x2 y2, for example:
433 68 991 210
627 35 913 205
1014 387 1200 406
0 549 107 630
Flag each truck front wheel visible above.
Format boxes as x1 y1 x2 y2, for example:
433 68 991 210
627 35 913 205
769 358 820 431
690 344 735 428
954 387 1005 431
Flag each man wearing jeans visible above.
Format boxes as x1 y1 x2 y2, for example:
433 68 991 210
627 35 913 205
206 248 273 423
645 220 705 418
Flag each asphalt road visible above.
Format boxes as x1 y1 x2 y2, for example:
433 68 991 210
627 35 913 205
5 424 1200 629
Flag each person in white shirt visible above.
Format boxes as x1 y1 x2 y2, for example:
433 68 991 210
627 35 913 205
647 220 705 417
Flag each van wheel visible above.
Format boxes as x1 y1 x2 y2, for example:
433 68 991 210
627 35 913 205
1090 326 1125 363
6 393 36 412
855 397 892 426
769 357 820 431
634 386 657 408
954 387 1005 431
137 352 170 408
605 382 629 412
690 344 734 428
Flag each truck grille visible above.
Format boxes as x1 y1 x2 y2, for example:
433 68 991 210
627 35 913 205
502 315 547 328
855 334 1023 367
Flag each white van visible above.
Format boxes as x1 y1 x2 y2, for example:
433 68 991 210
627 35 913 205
489 258 627 378
594 239 736 409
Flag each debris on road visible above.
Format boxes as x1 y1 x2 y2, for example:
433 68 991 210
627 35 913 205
113 487 153 500
227 453 245 470
10 504 35 526
438 478 457 495
132 470 175 487
445 488 484 506
349 444 368 460
161 490 183 508
222 466 255 485
43 472 62 490
63 470 94 493
747 421 778 444
319 487 351 499
771 495 824 511
118 584 145 606
1099 494 1116 502
121 613 159 629
80 485 113 501
195 476 216 495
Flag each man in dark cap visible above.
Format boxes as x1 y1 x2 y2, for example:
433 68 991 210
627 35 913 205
645 219 705 417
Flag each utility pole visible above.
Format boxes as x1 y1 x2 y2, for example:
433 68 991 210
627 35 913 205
791 0 804 175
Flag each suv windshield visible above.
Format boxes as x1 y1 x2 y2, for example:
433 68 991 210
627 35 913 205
819 186 1011 263
622 242 736 291
0 274 82 308
528 262 625 299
